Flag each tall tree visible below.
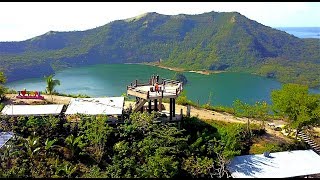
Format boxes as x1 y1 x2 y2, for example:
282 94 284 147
271 83 320 138
253 101 269 129
44 75 60 102
0 71 6 100
233 99 254 139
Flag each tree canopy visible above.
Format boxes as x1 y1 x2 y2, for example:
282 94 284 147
0 71 7 99
45 74 60 95
271 83 320 130
0 112 261 178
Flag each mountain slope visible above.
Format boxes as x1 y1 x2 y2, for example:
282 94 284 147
0 11 319 87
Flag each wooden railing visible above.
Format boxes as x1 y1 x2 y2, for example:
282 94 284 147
127 76 183 99
162 78 180 85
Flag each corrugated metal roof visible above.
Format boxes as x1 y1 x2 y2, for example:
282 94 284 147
65 97 124 115
1 104 64 116
0 132 14 148
227 149 320 178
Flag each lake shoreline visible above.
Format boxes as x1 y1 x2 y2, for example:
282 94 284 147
125 62 225 75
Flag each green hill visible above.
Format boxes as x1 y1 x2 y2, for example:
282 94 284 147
0 11 319 87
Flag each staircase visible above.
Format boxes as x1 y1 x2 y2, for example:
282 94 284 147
298 131 320 155
133 99 147 113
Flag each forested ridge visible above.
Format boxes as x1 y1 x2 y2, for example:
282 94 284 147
0 11 319 87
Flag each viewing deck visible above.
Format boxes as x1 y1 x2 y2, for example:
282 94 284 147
126 75 183 120
127 78 183 100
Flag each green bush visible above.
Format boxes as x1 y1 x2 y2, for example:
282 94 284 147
176 91 197 106
5 88 17 94
0 103 4 111
55 92 91 98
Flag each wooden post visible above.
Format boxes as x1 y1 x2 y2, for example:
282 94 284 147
154 99 158 112
148 100 151 114
169 98 172 120
173 98 175 117
159 98 162 111
187 105 191 117
147 91 150 99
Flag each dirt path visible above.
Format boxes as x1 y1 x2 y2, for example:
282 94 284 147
124 101 291 143
125 101 279 125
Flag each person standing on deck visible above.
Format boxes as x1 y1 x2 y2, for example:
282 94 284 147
155 82 159 93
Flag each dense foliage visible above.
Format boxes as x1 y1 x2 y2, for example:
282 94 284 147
0 82 314 177
0 111 261 178
0 12 319 88
0 72 6 100
271 84 320 131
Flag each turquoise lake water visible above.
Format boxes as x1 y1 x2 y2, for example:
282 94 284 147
5 64 303 106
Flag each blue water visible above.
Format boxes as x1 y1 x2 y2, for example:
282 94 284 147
275 27 320 39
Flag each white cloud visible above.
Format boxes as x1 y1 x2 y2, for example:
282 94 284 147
0 2 319 41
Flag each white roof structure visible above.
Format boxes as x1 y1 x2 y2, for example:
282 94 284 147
1 104 64 116
0 132 14 148
227 149 320 178
65 97 124 115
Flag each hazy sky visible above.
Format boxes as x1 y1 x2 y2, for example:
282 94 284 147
1 2 319 42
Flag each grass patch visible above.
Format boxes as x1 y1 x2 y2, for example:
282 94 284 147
249 140 284 154
201 104 235 114
249 136 308 154
54 92 91 98
5 88 17 94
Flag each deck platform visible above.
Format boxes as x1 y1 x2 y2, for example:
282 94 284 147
126 75 183 120
127 78 183 100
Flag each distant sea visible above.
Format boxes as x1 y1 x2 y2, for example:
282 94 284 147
275 27 320 39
